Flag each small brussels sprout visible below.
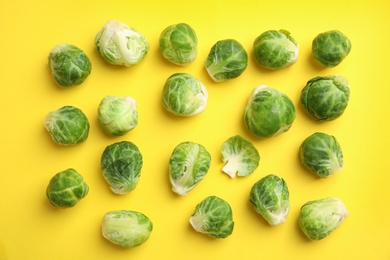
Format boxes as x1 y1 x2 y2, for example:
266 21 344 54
244 85 296 138
169 141 211 196
159 23 198 65
101 141 143 194
162 73 208 116
299 197 349 240
312 30 351 67
44 106 90 145
189 196 234 238
299 132 344 178
300 75 350 121
221 135 260 178
249 174 290 225
95 20 149 67
48 43 92 87
98 96 138 136
204 39 248 82
46 168 89 208
253 29 298 70
102 210 153 248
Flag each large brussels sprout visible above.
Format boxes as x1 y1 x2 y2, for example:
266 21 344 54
95 20 149 67
162 73 208 116
204 39 248 82
312 30 351 67
221 135 260 178
48 43 92 87
159 23 197 65
299 197 349 240
169 141 211 196
189 196 234 238
98 96 138 136
299 132 344 178
244 85 296 138
300 75 350 121
46 168 89 208
44 106 90 145
249 174 290 225
102 210 153 248
101 141 143 194
253 29 298 70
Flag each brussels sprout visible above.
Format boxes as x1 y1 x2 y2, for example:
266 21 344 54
312 30 351 67
189 196 234 238
300 75 350 121
299 132 344 178
221 135 260 178
204 39 248 82
46 168 89 208
102 210 153 248
169 141 211 196
95 20 149 67
101 141 143 194
98 96 138 136
162 73 208 116
249 174 290 225
299 197 349 240
244 85 296 138
48 43 92 87
44 106 90 145
253 29 298 70
159 23 197 65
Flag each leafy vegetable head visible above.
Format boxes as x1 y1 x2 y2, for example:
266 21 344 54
46 168 89 208
102 210 153 248
253 29 298 70
244 85 296 138
249 174 290 225
162 73 208 116
95 20 149 67
204 39 248 82
189 196 234 238
299 197 349 240
159 23 198 65
300 75 350 121
44 106 90 145
221 135 260 178
101 141 143 194
169 141 211 196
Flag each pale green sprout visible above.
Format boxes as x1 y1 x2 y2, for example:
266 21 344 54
189 196 234 238
221 135 260 178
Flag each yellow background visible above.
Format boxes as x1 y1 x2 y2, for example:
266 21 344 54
1 0 389 259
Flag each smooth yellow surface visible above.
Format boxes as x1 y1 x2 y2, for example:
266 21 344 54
1 0 389 259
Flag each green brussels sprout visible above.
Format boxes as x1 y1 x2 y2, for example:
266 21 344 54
299 132 344 178
48 43 92 87
169 141 211 196
102 210 153 248
98 96 138 136
101 141 143 194
204 39 248 82
189 196 234 238
221 135 260 178
244 85 296 138
95 20 149 67
44 106 90 145
162 73 208 116
159 23 198 65
312 30 351 67
299 197 349 240
300 75 350 121
46 168 89 208
253 29 298 70
249 174 290 225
